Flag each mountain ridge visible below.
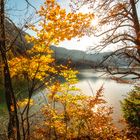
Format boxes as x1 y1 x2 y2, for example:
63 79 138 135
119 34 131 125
51 45 131 69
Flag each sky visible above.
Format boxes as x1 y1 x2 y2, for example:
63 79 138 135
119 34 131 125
6 0 97 51
6 0 140 52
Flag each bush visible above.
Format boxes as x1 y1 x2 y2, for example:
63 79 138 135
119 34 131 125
121 86 140 127
32 85 123 140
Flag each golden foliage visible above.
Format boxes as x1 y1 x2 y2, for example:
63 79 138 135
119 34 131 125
17 98 34 108
32 85 123 140
9 0 93 83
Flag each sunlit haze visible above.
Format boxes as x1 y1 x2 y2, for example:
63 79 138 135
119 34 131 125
7 0 140 52
57 0 97 51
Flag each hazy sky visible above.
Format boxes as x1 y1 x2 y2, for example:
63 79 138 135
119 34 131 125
6 0 95 51
6 0 140 52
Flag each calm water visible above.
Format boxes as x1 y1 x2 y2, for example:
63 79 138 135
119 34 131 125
76 69 134 127
34 69 134 128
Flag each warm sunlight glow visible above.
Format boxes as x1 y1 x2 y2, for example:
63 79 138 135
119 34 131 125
91 18 98 27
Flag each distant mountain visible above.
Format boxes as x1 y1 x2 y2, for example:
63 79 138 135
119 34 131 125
51 46 129 69
5 20 130 68
5 20 30 56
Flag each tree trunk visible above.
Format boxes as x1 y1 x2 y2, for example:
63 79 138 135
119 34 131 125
130 0 140 55
0 0 20 139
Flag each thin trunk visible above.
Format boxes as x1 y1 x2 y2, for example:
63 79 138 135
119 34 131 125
130 0 140 36
130 0 140 55
0 0 20 139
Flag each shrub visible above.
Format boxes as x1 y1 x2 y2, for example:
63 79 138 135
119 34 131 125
121 86 140 127
32 85 122 140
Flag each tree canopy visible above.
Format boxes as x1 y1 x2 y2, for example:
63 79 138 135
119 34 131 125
71 0 140 79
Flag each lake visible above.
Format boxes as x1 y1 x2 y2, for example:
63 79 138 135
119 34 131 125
76 69 134 128
33 69 134 128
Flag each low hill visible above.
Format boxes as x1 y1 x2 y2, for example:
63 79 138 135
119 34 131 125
4 20 131 69
51 46 129 69
5 20 30 56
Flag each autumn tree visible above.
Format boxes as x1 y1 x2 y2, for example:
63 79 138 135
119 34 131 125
33 85 123 140
0 0 40 138
0 0 21 139
71 0 140 79
0 0 94 139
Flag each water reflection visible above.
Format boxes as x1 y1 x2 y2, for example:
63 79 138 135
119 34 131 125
33 69 134 128
76 70 134 128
